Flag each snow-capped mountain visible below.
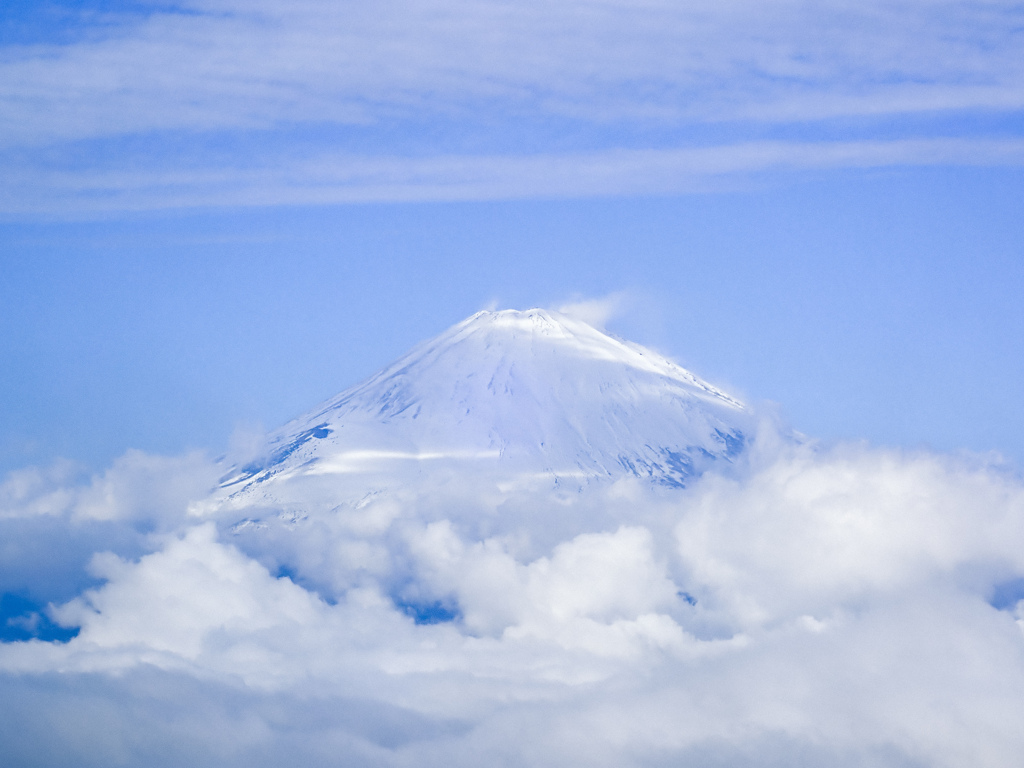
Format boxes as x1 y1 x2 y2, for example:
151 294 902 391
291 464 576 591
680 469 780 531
216 309 753 509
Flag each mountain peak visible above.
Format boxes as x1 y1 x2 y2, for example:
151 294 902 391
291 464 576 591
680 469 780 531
344 307 743 411
218 308 752 498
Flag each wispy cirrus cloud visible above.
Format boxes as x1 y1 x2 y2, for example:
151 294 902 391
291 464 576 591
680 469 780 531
2 0 1023 213
2 0 1023 141
5 137 1024 215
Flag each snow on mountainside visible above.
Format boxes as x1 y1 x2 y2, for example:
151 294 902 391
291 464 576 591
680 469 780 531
216 309 753 506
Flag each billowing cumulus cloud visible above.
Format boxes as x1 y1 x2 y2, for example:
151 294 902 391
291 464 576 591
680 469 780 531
2 425 1023 766
676 445 1024 625
1 450 217 525
0 451 221 633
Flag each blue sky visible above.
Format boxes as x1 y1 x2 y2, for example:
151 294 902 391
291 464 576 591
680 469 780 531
2 0 1024 472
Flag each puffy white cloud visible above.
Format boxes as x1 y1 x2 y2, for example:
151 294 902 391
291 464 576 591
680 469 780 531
404 521 686 655
0 451 221 618
0 450 217 525
52 523 323 661
75 450 221 525
3 436 1024 765
675 444 1024 626
0 459 84 519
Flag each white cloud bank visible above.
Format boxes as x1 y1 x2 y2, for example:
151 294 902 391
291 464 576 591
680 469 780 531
2 430 1024 766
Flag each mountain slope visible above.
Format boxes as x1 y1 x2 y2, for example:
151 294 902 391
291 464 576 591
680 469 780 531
216 309 753 506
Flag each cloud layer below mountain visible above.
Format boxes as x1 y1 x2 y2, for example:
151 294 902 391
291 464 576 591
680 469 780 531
2 422 1023 766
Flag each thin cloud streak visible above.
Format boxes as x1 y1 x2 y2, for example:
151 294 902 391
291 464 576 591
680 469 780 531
4 138 1024 215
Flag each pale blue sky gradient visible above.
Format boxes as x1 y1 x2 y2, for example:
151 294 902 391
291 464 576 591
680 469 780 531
1 0 1023 472
3 167 1023 473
